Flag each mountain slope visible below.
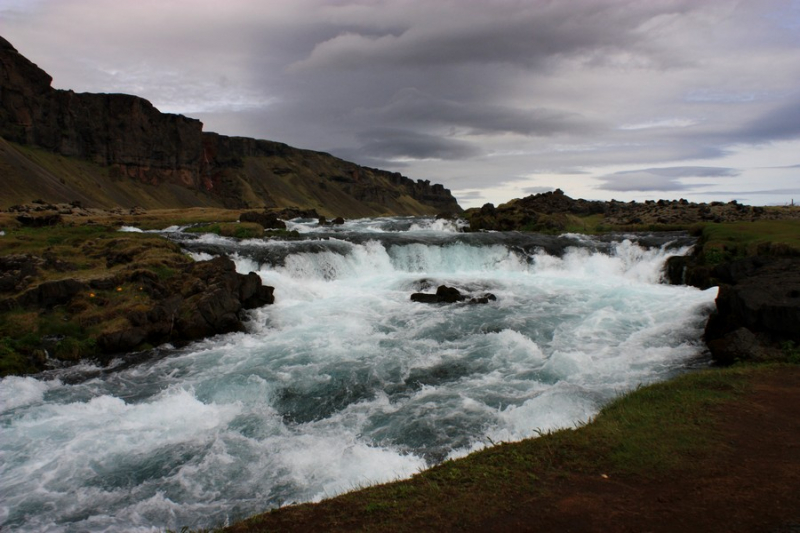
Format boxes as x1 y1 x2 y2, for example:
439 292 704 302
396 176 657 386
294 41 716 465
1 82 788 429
0 36 461 216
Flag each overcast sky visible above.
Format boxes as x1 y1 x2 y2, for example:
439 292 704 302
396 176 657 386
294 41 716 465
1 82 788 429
2 0 800 208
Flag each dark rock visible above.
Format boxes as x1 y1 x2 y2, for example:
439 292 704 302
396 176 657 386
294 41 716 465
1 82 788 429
411 285 496 305
239 271 275 308
0 254 42 292
704 257 800 364
706 327 771 365
715 258 800 337
97 327 148 354
468 293 497 305
436 285 464 303
16 213 62 227
331 217 346 225
240 211 287 230
275 207 319 220
410 293 442 304
15 279 89 308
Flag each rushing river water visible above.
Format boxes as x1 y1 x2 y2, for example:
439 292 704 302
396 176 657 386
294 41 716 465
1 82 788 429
0 217 717 532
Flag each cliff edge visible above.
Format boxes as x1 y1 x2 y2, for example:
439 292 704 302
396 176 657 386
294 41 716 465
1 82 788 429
0 37 461 216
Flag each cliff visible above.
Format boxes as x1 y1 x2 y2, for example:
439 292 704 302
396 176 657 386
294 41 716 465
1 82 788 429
0 37 461 216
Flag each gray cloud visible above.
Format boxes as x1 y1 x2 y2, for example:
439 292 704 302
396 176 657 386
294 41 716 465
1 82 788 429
2 0 800 207
522 186 558 195
290 0 698 72
354 88 600 137
597 166 740 192
735 98 800 143
350 128 482 163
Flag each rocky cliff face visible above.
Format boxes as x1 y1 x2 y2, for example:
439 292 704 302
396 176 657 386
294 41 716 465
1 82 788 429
0 37 461 215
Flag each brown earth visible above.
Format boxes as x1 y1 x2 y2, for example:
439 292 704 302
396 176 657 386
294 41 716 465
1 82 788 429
226 368 800 533
479 368 800 533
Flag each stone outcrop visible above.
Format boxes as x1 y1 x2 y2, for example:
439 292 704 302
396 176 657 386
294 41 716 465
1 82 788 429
466 189 798 232
96 256 274 354
0 238 275 371
0 37 461 216
411 285 497 305
702 257 800 364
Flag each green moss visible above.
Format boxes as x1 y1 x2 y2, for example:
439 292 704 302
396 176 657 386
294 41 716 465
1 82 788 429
185 222 264 239
0 338 40 377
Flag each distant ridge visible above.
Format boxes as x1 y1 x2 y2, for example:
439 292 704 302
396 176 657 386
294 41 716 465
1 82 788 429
0 36 461 216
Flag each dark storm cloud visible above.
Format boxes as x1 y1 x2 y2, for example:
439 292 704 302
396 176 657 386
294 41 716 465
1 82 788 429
3 0 800 206
291 0 697 71
733 98 800 144
350 128 482 162
597 166 740 192
354 88 599 137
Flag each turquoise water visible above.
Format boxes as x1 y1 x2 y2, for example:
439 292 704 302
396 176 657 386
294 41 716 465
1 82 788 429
0 218 716 532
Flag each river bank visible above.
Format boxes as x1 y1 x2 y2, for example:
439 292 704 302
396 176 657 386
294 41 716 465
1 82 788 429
224 365 800 533
2 203 799 533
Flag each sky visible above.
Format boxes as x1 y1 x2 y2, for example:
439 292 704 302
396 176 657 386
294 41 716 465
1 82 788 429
2 0 800 208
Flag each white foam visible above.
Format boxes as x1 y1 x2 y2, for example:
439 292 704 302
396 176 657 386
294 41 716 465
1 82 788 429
0 376 60 411
0 221 718 532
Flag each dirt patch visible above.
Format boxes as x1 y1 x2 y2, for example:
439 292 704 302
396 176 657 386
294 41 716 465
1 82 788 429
478 368 800 533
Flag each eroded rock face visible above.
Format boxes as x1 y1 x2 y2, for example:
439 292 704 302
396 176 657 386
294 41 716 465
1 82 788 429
240 211 287 230
2 252 275 358
1 38 462 215
410 285 497 305
97 256 276 353
704 257 800 364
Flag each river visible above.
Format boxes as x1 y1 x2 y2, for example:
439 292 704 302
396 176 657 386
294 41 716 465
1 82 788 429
0 216 717 532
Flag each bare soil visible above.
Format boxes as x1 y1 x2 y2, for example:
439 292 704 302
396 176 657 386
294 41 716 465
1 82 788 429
478 368 800 533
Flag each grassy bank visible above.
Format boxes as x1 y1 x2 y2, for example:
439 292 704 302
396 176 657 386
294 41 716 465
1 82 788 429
698 219 800 266
220 366 768 533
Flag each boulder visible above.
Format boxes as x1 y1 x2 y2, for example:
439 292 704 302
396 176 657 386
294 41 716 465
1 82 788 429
410 293 441 304
411 285 496 305
15 278 89 308
704 257 800 364
706 327 774 366
436 285 464 303
240 211 287 230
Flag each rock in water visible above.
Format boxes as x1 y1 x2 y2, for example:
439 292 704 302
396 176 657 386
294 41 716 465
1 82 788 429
410 285 496 305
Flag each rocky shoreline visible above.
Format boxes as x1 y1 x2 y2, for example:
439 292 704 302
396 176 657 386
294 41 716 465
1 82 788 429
667 252 800 366
0 207 276 375
2 196 799 376
465 188 799 232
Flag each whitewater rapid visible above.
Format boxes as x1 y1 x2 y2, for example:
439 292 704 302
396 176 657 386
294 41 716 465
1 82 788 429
0 217 717 532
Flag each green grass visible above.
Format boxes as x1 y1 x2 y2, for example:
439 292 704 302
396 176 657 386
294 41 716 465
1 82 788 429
185 222 265 239
223 366 759 533
699 219 800 265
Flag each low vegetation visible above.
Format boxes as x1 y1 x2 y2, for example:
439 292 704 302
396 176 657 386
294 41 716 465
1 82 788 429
0 221 192 375
697 219 800 266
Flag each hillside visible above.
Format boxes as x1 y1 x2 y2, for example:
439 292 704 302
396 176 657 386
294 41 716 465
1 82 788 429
0 37 461 217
